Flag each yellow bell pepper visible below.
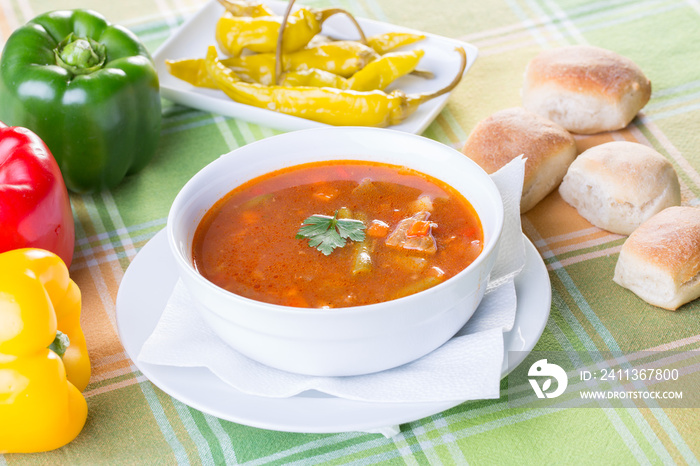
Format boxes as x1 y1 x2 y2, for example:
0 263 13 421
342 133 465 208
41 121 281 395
0 248 90 454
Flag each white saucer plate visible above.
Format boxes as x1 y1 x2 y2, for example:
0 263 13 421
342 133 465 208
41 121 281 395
152 0 478 134
116 229 550 434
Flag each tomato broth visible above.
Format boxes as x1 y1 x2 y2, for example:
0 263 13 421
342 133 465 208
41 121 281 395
192 160 483 308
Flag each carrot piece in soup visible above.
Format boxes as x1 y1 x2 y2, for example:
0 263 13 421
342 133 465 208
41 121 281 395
366 220 390 238
407 220 432 237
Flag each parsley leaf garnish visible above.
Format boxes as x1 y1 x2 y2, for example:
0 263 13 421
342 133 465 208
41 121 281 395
296 211 366 255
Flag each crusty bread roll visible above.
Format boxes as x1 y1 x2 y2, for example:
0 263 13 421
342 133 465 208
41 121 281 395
614 206 700 310
461 107 576 213
559 141 680 235
522 45 651 134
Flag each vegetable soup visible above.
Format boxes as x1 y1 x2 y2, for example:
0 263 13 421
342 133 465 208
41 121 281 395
192 160 483 308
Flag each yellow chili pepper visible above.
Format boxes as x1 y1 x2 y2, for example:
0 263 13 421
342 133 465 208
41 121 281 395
167 57 236 89
0 248 90 454
279 69 348 89
204 45 466 127
227 40 378 83
275 41 379 77
367 32 426 54
215 4 366 57
346 49 424 91
280 49 425 91
215 10 317 56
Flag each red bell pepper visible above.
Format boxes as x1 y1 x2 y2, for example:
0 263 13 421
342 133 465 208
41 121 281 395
0 122 75 267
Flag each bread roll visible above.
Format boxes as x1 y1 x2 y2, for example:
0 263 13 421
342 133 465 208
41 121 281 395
461 107 576 213
522 45 651 134
558 141 680 235
614 206 700 310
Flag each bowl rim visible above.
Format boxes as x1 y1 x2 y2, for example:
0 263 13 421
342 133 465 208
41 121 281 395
167 127 505 316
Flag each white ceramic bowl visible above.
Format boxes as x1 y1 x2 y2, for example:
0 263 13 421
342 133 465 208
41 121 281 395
167 127 504 376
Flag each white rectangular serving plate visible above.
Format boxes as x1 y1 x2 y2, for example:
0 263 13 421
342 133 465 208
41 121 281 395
152 0 478 134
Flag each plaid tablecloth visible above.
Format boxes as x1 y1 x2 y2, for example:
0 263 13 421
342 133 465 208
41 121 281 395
2 0 700 463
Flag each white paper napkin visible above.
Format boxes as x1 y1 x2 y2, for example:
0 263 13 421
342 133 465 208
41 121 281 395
138 156 526 407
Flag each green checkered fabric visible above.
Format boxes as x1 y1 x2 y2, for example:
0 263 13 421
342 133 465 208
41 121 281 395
2 0 700 463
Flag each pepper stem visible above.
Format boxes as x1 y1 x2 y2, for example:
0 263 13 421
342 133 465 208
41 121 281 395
54 33 107 75
275 0 296 85
318 9 368 45
49 331 71 358
412 47 467 104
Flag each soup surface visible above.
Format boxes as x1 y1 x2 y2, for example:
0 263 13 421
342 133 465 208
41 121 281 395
192 160 483 308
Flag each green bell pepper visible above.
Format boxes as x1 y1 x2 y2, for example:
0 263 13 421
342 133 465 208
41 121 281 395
0 9 161 193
